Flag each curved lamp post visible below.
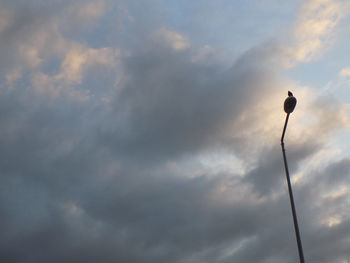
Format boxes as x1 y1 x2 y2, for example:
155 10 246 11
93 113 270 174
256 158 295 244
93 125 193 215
281 91 305 263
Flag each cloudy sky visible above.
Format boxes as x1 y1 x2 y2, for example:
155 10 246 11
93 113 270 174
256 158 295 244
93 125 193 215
1 0 350 262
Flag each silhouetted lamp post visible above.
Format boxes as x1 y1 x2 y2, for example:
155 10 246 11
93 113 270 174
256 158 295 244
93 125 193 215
281 91 305 263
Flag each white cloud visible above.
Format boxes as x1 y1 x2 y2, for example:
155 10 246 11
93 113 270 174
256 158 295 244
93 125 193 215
20 46 42 69
284 0 348 66
31 45 121 100
155 27 190 51
339 67 350 77
59 45 120 84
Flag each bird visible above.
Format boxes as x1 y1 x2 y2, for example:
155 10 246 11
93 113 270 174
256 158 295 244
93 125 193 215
284 91 297 113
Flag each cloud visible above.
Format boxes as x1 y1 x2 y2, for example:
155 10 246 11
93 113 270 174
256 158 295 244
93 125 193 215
30 45 121 100
0 1 350 263
0 4 11 33
284 0 348 66
67 0 106 21
154 27 191 51
339 67 350 77
96 43 297 165
0 0 121 100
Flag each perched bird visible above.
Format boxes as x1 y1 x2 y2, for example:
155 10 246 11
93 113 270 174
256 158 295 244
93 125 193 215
284 91 297 113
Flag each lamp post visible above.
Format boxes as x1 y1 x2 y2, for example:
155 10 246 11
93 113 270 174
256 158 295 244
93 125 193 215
281 91 305 263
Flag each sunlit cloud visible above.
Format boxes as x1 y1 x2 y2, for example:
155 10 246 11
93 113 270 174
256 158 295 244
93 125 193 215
30 45 121 100
284 0 348 66
59 45 120 84
339 67 350 78
155 27 190 51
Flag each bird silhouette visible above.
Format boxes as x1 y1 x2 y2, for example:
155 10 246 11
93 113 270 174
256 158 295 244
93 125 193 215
284 91 297 113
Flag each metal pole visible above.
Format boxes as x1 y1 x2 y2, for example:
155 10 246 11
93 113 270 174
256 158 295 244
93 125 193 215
281 113 305 263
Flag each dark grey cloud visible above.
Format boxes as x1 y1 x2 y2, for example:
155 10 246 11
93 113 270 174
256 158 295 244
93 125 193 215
244 140 321 196
0 1 349 263
99 44 282 164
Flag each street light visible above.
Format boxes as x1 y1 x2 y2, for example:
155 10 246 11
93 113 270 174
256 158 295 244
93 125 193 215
281 91 305 263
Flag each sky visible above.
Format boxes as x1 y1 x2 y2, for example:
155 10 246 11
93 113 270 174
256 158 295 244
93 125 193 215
1 0 350 262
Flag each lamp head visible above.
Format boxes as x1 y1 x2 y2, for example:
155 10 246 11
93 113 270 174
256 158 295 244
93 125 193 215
284 91 297 113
